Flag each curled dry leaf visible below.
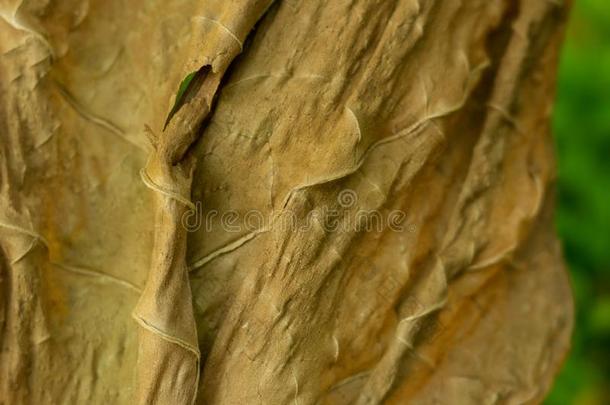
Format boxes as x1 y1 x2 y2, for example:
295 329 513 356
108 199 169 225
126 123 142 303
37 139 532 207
0 0 573 404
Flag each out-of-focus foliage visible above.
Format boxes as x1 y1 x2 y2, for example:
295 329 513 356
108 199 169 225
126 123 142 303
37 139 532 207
547 0 610 403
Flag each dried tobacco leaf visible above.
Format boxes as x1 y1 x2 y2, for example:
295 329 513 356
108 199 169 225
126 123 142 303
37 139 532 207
0 0 573 404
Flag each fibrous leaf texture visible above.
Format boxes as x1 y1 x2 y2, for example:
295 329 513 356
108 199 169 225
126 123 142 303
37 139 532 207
0 0 573 404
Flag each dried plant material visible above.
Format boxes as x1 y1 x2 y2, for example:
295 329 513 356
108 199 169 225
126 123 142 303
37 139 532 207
0 0 573 404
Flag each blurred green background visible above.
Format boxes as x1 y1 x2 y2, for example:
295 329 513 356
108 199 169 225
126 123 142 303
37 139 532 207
547 0 610 403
